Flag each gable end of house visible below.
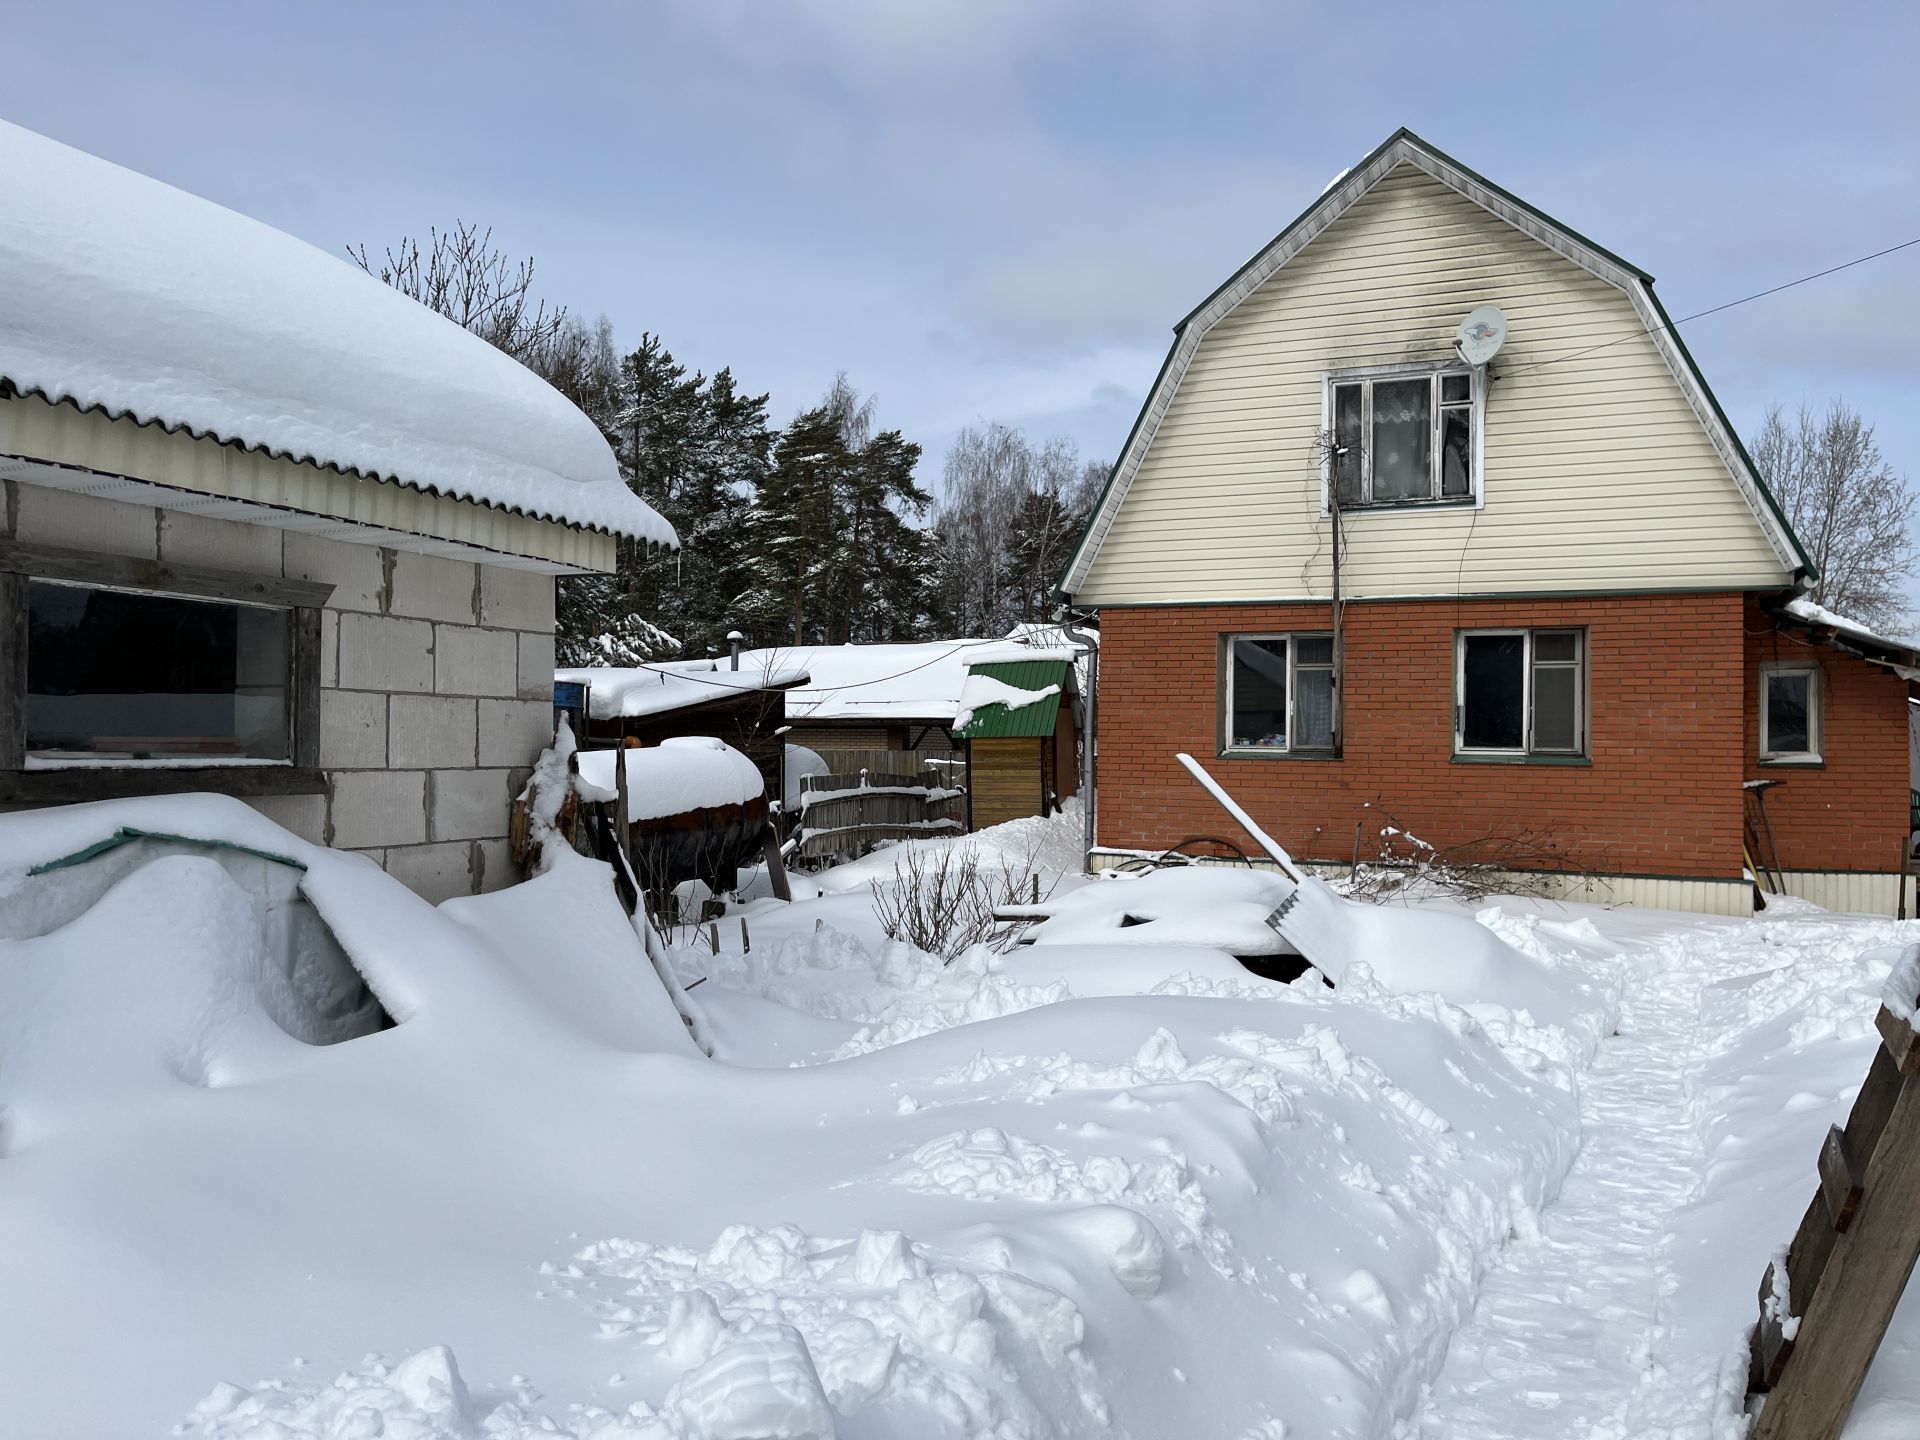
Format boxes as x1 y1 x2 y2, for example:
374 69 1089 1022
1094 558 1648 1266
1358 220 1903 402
1060 129 1810 605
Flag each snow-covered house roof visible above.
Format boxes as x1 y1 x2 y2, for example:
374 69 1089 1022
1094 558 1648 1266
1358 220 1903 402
0 120 674 547
736 641 1000 724
1778 596 1920 680
557 659 811 721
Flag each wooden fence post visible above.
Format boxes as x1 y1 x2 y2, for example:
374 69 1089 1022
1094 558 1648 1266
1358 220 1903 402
1746 952 1920 1437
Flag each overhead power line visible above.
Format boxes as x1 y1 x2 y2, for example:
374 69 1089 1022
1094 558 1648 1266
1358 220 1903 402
1505 233 1920 378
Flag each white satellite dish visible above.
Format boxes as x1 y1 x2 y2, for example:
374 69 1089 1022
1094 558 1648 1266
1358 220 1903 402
1456 305 1508 367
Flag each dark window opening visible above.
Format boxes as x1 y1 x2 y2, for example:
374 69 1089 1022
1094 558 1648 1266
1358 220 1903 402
1761 667 1819 760
26 580 290 762
1457 628 1585 757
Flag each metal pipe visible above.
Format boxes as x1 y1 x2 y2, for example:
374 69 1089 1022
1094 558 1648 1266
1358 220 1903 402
1058 608 1099 874
727 629 745 671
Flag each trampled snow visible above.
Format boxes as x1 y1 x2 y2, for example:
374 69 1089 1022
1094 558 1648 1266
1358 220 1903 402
0 120 675 545
3 795 1918 1437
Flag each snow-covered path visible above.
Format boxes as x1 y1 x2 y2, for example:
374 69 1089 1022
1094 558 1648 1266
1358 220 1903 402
1407 920 1744 1439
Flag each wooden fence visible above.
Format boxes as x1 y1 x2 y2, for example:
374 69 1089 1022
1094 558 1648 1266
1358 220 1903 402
791 758 967 861
1744 942 1920 1436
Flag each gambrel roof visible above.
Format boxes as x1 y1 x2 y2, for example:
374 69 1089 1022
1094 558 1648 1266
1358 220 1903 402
1059 128 1811 598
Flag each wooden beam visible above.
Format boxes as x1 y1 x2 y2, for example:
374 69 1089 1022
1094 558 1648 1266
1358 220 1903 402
0 571 24 770
0 538 335 608
0 765 327 803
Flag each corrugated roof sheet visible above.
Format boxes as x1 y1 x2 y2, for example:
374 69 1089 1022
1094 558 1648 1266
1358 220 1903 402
953 659 1068 739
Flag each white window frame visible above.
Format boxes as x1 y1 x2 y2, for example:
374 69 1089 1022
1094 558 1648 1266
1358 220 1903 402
1453 627 1587 758
1759 662 1823 763
1222 632 1337 755
1322 362 1486 512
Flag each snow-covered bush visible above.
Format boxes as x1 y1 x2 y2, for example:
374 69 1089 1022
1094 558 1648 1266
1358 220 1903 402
870 843 1051 964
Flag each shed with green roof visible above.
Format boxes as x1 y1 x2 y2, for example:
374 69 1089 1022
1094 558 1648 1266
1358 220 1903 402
952 656 1078 828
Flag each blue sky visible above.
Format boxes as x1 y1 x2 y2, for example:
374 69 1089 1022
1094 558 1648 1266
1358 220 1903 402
9 2 1918 583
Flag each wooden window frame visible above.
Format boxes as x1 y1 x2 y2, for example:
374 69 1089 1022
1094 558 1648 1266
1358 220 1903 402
1454 627 1588 759
1323 363 1485 511
1220 631 1338 758
0 540 333 803
1759 661 1823 764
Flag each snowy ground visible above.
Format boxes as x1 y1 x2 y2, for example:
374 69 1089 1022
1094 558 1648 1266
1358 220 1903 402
1 796 1917 1438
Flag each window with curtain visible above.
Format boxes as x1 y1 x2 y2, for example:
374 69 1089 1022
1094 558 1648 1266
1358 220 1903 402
1331 367 1477 507
1224 633 1337 754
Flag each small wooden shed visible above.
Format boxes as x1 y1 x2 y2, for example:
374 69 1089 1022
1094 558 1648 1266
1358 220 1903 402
953 657 1078 830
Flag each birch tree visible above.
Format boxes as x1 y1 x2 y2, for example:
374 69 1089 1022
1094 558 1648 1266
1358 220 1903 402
1749 401 1918 629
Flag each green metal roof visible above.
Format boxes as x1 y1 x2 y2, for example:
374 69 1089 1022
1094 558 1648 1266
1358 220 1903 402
954 659 1069 740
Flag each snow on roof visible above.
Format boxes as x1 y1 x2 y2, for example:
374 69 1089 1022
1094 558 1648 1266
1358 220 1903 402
953 674 1060 733
735 640 1003 723
0 120 675 546
557 660 809 721
573 736 766 819
1782 596 1916 655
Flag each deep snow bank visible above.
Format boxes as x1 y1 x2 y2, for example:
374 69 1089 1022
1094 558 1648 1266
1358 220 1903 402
3 798 1621 1438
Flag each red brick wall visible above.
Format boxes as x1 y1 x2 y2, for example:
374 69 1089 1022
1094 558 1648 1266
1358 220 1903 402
1743 598 1911 873
1098 594 1752 879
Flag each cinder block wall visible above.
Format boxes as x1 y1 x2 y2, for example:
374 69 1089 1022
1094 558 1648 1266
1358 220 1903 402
1097 593 1750 880
4 482 555 902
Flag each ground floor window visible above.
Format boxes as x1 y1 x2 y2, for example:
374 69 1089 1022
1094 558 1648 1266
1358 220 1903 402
1223 633 1335 754
0 537 332 798
1455 628 1585 757
25 580 292 762
1759 663 1821 762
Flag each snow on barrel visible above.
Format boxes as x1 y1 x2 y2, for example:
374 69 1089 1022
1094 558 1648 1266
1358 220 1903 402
573 737 771 899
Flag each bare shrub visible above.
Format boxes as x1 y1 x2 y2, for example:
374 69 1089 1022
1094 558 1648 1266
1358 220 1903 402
872 843 1054 964
1342 805 1594 904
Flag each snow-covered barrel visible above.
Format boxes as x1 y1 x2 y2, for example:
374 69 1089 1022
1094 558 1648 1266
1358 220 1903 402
573 737 770 896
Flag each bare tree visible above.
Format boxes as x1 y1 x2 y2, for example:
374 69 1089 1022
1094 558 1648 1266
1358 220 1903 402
935 424 1105 633
349 220 572 374
1750 400 1918 629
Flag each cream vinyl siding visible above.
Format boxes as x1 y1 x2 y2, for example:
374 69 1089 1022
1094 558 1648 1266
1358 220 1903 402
0 392 615 574
1079 167 1791 605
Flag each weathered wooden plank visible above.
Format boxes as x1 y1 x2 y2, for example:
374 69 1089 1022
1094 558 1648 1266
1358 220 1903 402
1818 1125 1863 1234
1751 1260 1796 1392
0 764 328 803
290 602 323 769
1875 1004 1920 1075
1751 1045 1908 1394
0 538 335 607
1750 1070 1920 1439
0 571 25 770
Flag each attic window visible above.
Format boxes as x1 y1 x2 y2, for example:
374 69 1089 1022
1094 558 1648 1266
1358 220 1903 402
1330 367 1478 507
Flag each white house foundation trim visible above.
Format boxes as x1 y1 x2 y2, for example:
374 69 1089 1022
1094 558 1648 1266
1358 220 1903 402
1088 849 1918 920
